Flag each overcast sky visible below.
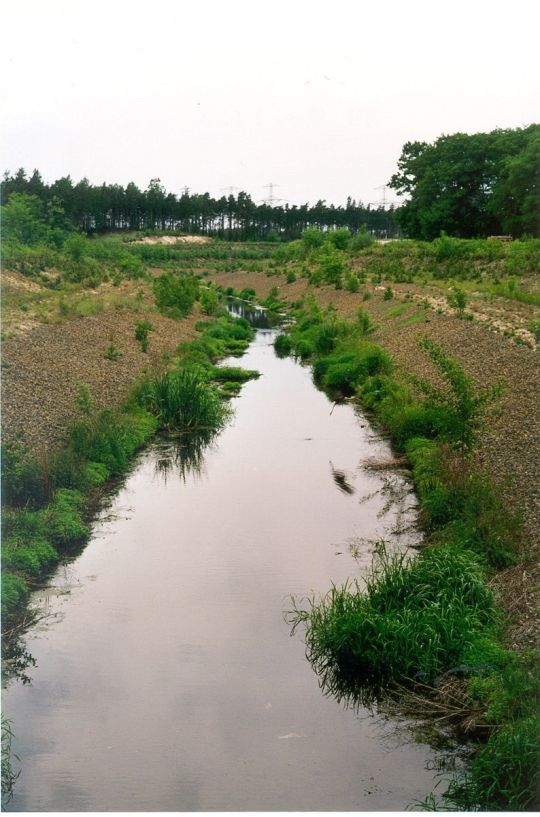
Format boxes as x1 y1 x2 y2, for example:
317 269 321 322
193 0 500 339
2 0 539 207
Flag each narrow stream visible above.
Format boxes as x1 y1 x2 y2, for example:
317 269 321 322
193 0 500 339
3 324 438 811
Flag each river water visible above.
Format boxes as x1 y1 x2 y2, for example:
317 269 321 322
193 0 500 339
3 325 438 811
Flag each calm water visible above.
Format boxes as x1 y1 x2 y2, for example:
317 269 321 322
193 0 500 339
3 328 437 811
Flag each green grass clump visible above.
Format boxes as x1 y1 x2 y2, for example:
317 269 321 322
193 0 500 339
313 345 392 396
46 489 89 547
1 574 28 622
291 545 496 686
68 408 158 475
444 715 540 811
209 366 259 384
137 367 232 431
274 333 293 357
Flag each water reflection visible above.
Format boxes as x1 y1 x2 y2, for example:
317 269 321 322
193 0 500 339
226 298 276 328
329 461 356 495
153 430 217 484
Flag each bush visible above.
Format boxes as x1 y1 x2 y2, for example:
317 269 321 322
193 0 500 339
135 319 155 352
274 333 293 357
1 439 48 508
153 273 200 317
313 345 392 395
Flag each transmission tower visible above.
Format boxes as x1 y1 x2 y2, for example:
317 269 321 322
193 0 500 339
263 182 280 206
374 184 388 207
221 186 240 197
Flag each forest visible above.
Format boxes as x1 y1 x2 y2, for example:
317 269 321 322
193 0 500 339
0 170 398 240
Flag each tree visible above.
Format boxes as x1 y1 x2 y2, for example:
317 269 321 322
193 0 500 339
389 125 540 239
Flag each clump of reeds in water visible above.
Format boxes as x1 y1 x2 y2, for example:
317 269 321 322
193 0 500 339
288 544 496 697
138 366 232 432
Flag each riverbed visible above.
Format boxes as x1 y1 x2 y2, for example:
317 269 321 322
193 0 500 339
3 326 438 811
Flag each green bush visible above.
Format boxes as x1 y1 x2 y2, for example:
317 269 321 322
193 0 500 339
1 573 28 621
1 439 48 508
153 273 200 317
274 333 293 357
313 345 392 395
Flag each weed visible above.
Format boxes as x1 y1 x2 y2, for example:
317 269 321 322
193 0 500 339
135 319 155 352
104 338 122 360
383 286 394 300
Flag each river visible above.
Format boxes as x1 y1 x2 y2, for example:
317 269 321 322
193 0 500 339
3 322 438 811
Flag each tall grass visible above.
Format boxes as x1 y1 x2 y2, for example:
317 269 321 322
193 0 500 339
289 545 496 690
137 367 232 431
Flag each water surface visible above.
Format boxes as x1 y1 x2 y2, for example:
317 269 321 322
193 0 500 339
3 328 436 811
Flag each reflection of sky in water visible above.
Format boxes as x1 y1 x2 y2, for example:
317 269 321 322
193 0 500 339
4 330 434 812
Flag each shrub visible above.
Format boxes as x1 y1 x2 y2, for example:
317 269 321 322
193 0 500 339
135 319 155 352
447 284 468 313
274 333 293 357
416 337 503 456
200 286 219 315
313 345 392 395
153 273 199 317
1 439 48 508
1 573 28 621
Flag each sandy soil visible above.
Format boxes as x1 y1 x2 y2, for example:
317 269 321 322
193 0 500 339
132 235 210 245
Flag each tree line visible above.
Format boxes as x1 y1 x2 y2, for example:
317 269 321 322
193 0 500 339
0 170 398 240
389 124 540 240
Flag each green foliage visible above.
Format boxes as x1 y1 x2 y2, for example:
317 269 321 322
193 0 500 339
46 488 88 547
1 438 48 508
313 345 392 396
383 286 393 300
301 227 325 251
447 284 468 313
74 383 94 416
445 716 540 811
290 545 495 685
137 367 232 431
153 273 200 317
68 407 157 475
416 337 503 456
134 319 155 352
274 333 293 357
349 227 374 251
104 340 122 360
326 228 351 250
390 125 540 239
1 193 52 246
63 233 87 261
200 285 219 315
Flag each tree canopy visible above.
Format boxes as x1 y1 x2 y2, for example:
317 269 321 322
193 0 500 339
1 171 397 241
389 125 540 239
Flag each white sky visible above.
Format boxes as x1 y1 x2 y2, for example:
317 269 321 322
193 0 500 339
2 0 539 208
